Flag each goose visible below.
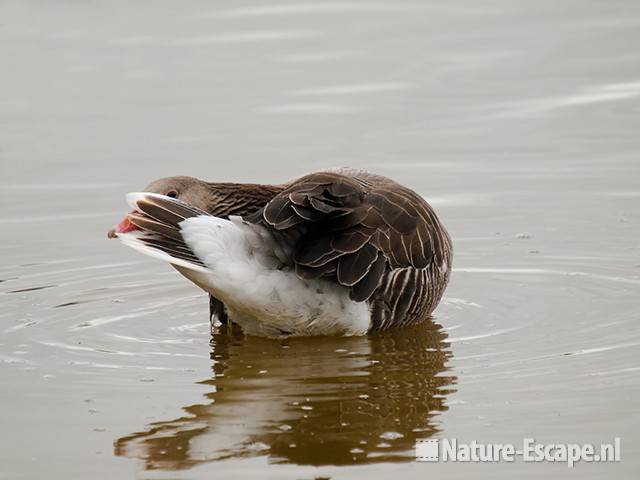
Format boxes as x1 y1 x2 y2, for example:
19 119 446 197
107 168 452 337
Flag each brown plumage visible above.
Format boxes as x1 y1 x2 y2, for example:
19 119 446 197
110 168 453 331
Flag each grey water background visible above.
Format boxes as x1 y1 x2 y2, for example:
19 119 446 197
1 0 639 478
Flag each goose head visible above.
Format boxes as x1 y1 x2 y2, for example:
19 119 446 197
142 176 215 211
107 176 283 238
107 176 212 239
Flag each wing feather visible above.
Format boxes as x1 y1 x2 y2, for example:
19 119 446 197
350 253 386 302
337 244 378 286
259 171 449 303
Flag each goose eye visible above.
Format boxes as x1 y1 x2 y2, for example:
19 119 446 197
166 190 178 198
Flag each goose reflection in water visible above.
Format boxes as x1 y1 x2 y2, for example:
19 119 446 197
115 321 456 468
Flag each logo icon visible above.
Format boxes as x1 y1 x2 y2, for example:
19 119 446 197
416 439 439 462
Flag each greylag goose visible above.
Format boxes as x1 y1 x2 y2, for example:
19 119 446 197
107 168 452 336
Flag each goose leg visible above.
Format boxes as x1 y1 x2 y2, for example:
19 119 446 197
209 294 229 329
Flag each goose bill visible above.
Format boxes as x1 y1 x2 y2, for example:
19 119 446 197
107 211 139 238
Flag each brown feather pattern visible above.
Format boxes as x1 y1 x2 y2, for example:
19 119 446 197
260 170 453 319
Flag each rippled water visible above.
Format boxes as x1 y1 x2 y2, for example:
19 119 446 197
1 0 639 478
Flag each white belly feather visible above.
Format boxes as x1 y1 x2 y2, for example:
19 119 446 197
174 216 370 336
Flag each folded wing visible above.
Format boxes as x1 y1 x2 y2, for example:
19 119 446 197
260 171 448 302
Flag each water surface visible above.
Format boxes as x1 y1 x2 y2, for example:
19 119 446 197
1 0 639 478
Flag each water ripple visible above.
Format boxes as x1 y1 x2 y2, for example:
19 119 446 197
454 267 640 285
172 30 321 46
256 103 363 114
291 82 414 96
213 2 425 17
494 81 640 118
